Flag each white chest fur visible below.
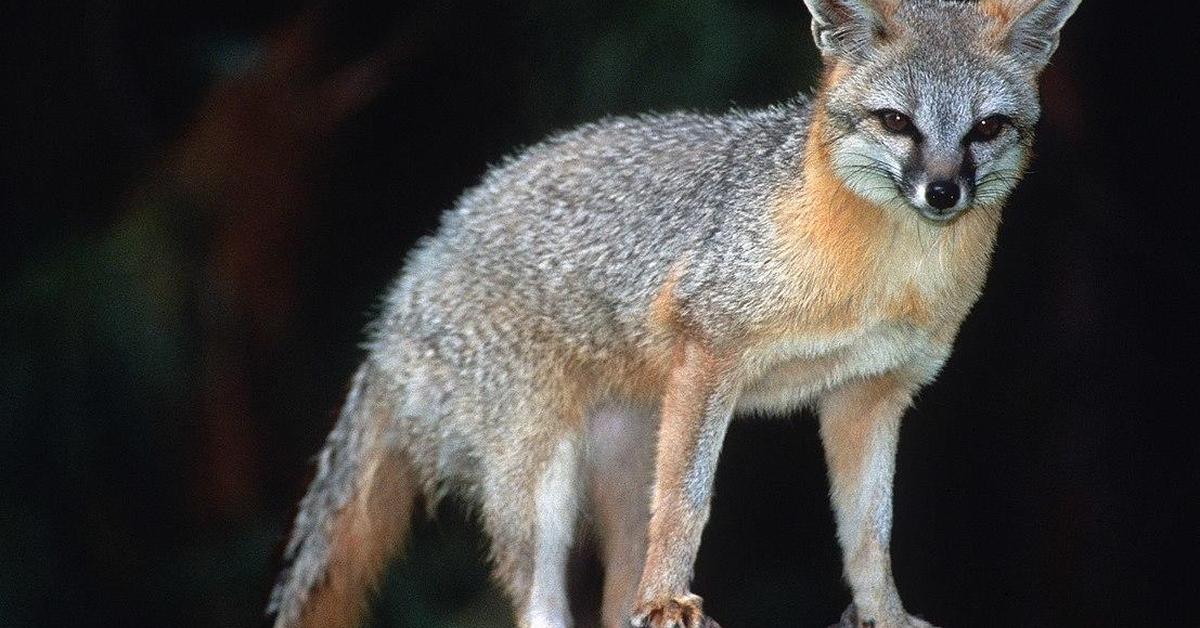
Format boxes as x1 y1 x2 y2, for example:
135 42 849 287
735 321 939 417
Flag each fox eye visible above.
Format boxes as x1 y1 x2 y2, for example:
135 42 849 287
874 109 914 135
968 114 1011 142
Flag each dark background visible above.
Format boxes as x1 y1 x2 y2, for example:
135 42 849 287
2 1 1196 626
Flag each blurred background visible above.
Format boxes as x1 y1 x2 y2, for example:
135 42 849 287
2 1 1196 626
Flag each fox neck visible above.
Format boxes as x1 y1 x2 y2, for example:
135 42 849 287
768 98 1002 330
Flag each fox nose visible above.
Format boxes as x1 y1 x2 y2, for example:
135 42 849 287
925 180 961 211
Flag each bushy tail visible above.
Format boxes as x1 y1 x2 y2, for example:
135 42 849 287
269 363 418 628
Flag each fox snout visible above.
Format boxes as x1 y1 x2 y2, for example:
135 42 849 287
907 158 974 222
904 148 977 222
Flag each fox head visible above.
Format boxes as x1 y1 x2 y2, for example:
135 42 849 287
804 0 1080 222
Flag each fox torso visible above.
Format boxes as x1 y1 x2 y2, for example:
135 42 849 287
375 95 999 461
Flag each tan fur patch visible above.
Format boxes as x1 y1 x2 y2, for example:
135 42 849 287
637 342 731 601
978 0 1035 47
877 0 901 18
647 262 686 333
598 344 675 405
885 284 930 326
799 112 888 279
654 343 724 469
822 61 853 93
979 0 1017 24
820 374 907 486
291 416 417 628
769 105 891 329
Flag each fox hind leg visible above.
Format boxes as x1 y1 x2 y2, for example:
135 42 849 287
528 436 583 628
479 415 583 628
586 404 657 628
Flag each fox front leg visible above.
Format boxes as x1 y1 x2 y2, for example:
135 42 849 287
818 374 937 628
631 342 737 628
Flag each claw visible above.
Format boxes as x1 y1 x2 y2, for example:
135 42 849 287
829 603 939 628
631 593 717 628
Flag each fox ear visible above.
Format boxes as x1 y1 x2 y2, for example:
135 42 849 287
802 0 897 60
984 0 1081 72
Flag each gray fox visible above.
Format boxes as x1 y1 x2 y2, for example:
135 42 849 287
268 0 1080 626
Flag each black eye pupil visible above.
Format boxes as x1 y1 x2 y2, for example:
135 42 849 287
879 110 910 133
971 115 1009 141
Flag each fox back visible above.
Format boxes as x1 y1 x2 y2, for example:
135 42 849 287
270 1 1079 627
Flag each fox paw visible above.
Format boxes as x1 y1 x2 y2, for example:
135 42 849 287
829 604 938 628
631 593 721 628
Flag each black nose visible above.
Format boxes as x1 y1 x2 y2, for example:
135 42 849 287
925 180 961 211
